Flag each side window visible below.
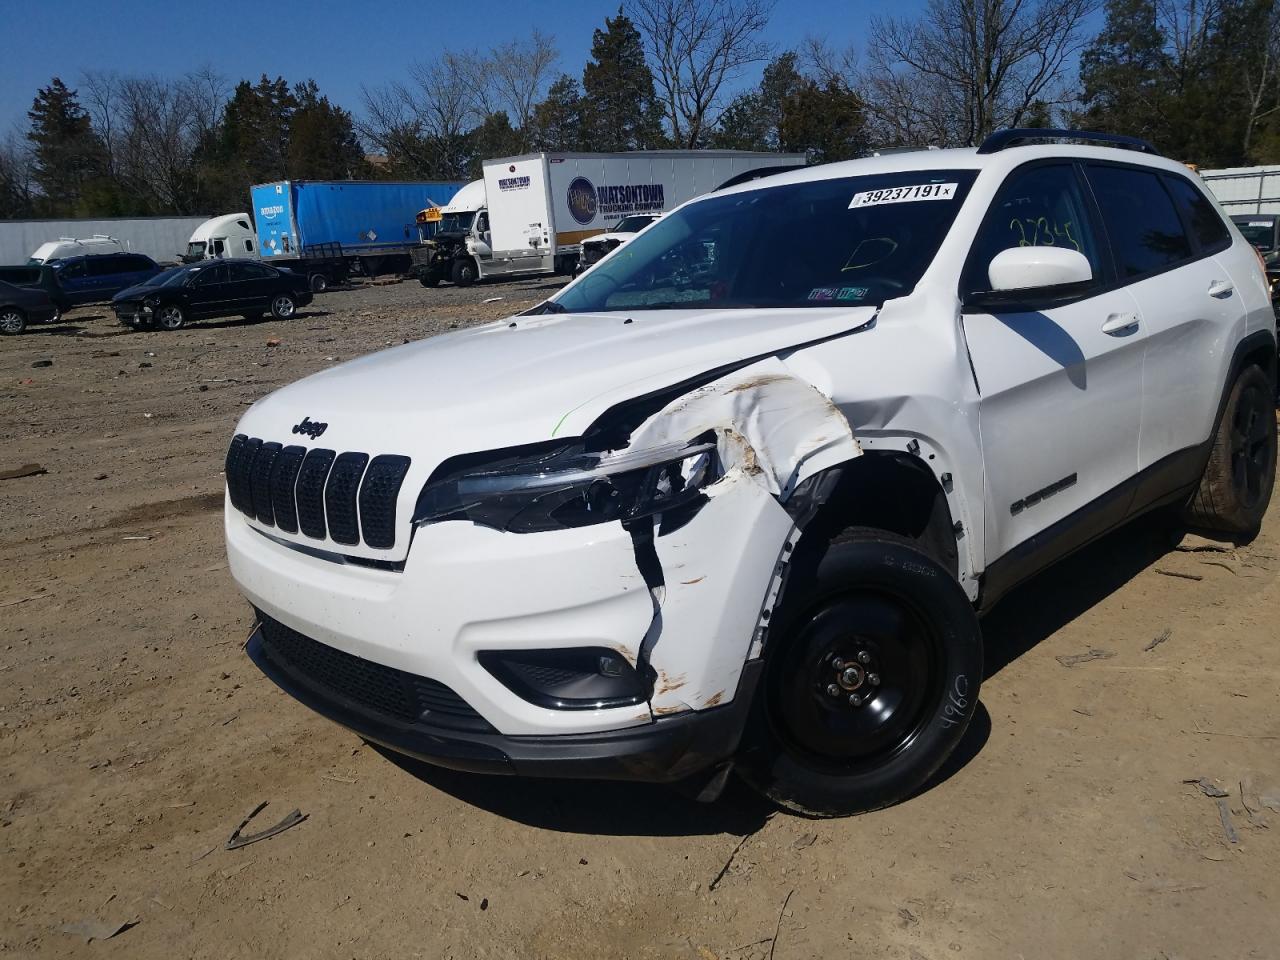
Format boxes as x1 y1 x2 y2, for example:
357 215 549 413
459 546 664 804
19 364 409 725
244 239 255 253
124 255 152 271
962 164 1102 296
60 260 86 279
1085 164 1192 279
241 263 273 279
1163 175 1231 252
192 263 227 286
212 239 225 256
226 262 253 282
88 255 126 277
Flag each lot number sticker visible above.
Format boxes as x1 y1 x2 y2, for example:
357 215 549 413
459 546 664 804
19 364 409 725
850 183 958 208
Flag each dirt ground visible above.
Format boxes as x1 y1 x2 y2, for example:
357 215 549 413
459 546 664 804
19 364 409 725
2 277 1278 960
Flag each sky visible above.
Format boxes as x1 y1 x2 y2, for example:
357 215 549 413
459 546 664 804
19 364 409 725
0 0 923 137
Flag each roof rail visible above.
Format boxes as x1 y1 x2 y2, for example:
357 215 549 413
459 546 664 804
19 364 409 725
977 128 1160 156
715 164 808 191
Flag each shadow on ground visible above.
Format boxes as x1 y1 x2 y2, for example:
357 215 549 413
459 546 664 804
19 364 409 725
373 743 776 837
981 511 1179 679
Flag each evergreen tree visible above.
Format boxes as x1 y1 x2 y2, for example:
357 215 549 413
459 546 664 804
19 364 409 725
1077 0 1169 146
467 112 523 177
26 77 108 215
581 9 665 150
531 75 587 150
288 79 365 179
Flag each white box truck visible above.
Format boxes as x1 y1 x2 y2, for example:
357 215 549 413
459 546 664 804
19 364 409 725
410 150 805 286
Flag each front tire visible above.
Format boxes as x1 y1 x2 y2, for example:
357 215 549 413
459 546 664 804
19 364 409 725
0 308 26 335
1184 363 1277 538
418 275 440 288
309 273 328 293
270 294 296 320
737 529 982 817
156 304 185 331
451 258 477 287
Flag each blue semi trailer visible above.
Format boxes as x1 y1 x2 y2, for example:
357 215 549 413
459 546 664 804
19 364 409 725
249 179 466 276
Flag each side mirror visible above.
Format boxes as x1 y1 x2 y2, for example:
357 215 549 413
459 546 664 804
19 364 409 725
966 246 1094 310
989 246 1092 291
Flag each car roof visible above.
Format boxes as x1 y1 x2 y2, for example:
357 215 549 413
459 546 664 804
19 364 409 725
714 142 1197 198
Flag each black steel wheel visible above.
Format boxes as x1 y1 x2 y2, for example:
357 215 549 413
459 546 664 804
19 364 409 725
737 528 981 817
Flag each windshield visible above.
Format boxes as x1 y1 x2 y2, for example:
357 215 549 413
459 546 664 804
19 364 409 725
438 211 475 233
613 215 657 233
186 241 206 257
1233 218 1276 250
553 170 978 313
145 266 194 287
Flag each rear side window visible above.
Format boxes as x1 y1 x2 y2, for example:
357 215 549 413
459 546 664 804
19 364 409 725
962 164 1103 296
123 255 154 271
1085 164 1192 279
1163 176 1231 252
88 255 127 276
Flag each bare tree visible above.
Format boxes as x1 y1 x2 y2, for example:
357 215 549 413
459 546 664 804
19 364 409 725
488 31 560 140
0 130 37 217
865 0 1097 147
629 0 775 147
361 56 479 178
1242 2 1280 154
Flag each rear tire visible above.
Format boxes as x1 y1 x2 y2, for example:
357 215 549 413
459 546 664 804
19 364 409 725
736 528 982 817
0 308 26 335
270 294 296 320
451 258 477 287
418 275 439 288
309 273 328 293
1184 363 1276 538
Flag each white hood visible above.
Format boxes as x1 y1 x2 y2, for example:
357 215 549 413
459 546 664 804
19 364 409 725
233 306 870 558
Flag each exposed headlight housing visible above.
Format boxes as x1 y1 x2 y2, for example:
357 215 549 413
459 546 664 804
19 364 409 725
413 437 720 534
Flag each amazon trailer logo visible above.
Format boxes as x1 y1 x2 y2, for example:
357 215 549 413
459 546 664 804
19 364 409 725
292 416 328 439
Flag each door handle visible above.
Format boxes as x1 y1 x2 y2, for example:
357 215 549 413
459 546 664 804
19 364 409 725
1208 279 1234 299
1101 312 1140 334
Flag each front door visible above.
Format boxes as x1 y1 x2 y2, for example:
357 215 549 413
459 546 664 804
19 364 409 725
186 262 230 316
960 162 1145 563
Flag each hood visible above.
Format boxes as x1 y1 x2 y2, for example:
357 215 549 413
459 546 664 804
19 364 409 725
232 306 869 559
586 232 634 247
113 282 159 303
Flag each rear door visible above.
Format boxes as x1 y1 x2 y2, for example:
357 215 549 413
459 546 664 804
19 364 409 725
227 262 274 311
86 254 130 300
960 162 1146 563
1083 163 1240 481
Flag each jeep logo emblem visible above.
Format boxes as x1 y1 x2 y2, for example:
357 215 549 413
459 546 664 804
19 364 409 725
292 416 328 439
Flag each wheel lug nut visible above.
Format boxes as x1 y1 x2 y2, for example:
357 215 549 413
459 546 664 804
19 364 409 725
848 693 863 707
832 657 845 671
867 672 880 686
826 683 840 697
857 651 872 665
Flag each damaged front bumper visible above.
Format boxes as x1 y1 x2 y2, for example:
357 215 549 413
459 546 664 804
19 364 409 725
247 618 762 782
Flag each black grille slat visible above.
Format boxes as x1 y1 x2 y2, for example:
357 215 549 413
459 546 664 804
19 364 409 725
325 452 369 545
250 442 282 526
358 455 411 549
296 449 336 539
224 434 251 511
256 612 491 731
270 445 306 534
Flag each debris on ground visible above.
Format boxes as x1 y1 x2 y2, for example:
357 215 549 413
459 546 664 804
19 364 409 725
1055 648 1116 667
790 832 818 851
224 800 307 850
1184 777 1229 798
1155 568 1204 581
0 463 47 480
31 359 53 368
0 594 48 608
59 916 139 943
1144 628 1172 652
1216 798 1240 844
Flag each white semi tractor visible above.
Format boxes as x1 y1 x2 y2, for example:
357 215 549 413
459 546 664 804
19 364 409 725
410 150 805 286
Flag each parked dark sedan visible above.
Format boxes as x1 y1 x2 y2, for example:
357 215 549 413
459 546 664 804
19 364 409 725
0 264 71 313
0 280 60 335
111 260 313 331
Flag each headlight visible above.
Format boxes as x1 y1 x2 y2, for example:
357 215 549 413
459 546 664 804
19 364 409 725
414 438 720 533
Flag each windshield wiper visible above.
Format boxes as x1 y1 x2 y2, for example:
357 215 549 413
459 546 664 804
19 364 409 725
522 300 568 315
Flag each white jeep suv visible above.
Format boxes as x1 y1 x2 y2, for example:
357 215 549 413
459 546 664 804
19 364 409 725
225 130 1277 816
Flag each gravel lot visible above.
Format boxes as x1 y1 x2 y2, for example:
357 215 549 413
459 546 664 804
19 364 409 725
2 277 1278 959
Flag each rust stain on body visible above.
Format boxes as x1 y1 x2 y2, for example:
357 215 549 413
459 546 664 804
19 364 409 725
655 670 687 695
702 690 725 707
681 576 705 585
